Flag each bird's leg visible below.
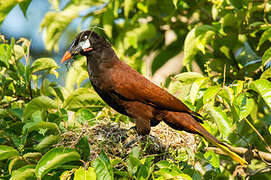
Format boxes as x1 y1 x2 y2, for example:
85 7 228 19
124 135 143 148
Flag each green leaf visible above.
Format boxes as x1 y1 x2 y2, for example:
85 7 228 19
8 157 24 174
23 96 59 121
183 25 216 66
35 147 80 178
257 28 271 50
221 13 238 34
35 135 59 151
31 58 59 73
125 24 156 49
10 165 36 180
0 0 18 24
75 136 90 161
127 147 141 176
40 0 98 51
0 43 11 67
204 151 220 168
23 152 42 162
74 167 96 180
156 160 170 169
175 72 204 83
261 68 271 79
236 42 260 68
203 85 221 105
269 125 271 135
229 0 243 9
190 77 208 104
0 145 19 161
249 79 271 109
262 47 271 65
124 0 135 18
65 57 88 90
93 150 114 180
207 106 231 137
239 98 255 120
24 121 59 135
63 88 103 111
13 45 24 61
19 0 32 17
137 157 154 180
102 9 114 38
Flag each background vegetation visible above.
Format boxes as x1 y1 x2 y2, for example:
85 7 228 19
1 0 271 179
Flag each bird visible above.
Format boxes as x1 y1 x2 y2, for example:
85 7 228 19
61 30 247 166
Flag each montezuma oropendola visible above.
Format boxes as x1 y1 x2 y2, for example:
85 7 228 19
61 30 247 166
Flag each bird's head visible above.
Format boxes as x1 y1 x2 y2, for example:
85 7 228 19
61 30 107 64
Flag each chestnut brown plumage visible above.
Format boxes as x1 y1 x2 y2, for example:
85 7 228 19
61 30 247 166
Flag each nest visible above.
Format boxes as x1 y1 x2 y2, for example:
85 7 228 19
57 118 200 163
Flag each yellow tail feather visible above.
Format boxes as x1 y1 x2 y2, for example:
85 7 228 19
193 126 248 166
216 142 248 166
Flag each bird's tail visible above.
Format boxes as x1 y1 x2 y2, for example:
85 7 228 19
192 123 248 166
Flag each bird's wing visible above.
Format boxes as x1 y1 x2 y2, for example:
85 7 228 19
110 61 200 117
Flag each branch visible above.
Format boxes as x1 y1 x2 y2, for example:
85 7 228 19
205 146 271 163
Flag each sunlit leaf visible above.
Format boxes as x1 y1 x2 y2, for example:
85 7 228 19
124 24 156 49
31 58 59 73
93 150 114 180
35 135 59 151
13 45 24 61
8 157 24 174
257 28 271 50
183 25 216 66
234 94 255 121
63 88 103 110
124 0 135 18
23 96 59 121
40 0 98 51
74 167 96 180
204 150 220 168
35 147 80 178
10 165 36 180
175 72 204 83
207 106 231 137
0 145 19 161
127 147 140 176
262 47 271 65
0 0 19 24
203 85 221 105
24 121 59 134
190 77 208 104
23 152 42 163
65 57 88 90
0 43 11 67
249 79 271 109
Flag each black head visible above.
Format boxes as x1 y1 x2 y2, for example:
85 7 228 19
61 30 109 63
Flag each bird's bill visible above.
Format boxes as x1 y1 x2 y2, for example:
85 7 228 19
61 51 72 64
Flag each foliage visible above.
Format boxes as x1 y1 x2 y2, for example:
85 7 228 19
1 0 271 179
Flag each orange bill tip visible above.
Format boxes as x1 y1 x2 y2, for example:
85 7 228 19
61 51 72 64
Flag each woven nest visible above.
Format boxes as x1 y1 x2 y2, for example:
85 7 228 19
57 117 200 163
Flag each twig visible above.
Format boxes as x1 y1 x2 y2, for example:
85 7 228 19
244 117 271 153
205 146 271 163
